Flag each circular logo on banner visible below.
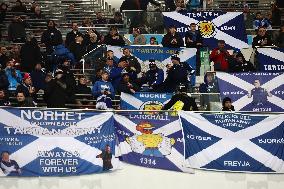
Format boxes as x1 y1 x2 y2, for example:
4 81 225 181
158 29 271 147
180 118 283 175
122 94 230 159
198 21 217 38
140 101 164 114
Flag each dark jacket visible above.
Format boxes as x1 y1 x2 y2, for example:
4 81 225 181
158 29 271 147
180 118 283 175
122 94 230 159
41 27 63 54
0 70 9 90
104 34 125 46
0 54 8 69
117 80 139 94
184 30 203 48
222 105 235 111
8 20 27 42
65 30 82 48
230 61 255 72
20 39 42 72
162 93 198 111
162 32 184 48
120 0 160 10
163 62 194 92
44 78 69 108
11 5 27 12
143 68 164 87
276 32 284 48
119 55 141 73
252 34 273 48
30 70 46 91
69 42 86 62
15 99 34 107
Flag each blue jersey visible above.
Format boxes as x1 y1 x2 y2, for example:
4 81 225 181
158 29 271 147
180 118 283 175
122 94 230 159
251 87 269 105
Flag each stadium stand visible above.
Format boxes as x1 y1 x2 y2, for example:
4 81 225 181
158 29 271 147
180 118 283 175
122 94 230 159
0 0 283 110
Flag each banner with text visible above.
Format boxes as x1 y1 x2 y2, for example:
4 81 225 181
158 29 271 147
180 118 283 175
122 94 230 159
0 108 120 177
163 11 248 50
114 112 193 173
180 111 284 173
257 48 284 73
107 45 197 85
120 92 172 110
216 72 284 112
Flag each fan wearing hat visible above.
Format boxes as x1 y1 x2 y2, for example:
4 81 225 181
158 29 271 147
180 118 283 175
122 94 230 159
16 73 36 102
44 69 69 108
141 59 164 92
161 25 184 48
230 52 255 72
119 48 141 74
161 54 195 92
118 71 139 94
162 83 198 112
69 33 86 63
104 26 125 46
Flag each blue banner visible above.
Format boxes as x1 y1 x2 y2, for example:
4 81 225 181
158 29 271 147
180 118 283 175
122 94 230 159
107 45 197 85
216 72 284 112
163 11 248 50
114 112 192 173
180 111 284 173
257 48 284 73
120 92 172 110
0 108 120 177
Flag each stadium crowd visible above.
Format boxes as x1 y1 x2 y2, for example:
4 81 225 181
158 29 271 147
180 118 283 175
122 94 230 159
0 0 283 111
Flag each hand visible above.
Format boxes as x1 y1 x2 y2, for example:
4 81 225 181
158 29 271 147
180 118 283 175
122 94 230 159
171 39 177 44
196 43 202 46
130 67 136 72
127 83 133 88
130 89 135 93
29 86 35 94
261 39 268 45
187 38 193 43
217 50 220 54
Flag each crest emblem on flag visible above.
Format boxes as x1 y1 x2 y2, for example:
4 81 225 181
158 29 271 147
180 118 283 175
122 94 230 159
163 11 249 49
198 21 217 38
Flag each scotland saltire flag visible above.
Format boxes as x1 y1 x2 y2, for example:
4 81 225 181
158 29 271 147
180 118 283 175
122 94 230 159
107 45 197 85
163 11 249 49
120 92 172 110
0 108 120 177
216 72 284 112
180 111 284 173
256 48 284 73
114 112 193 173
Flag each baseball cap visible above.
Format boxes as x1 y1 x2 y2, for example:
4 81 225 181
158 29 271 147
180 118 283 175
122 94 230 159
171 55 180 61
23 73 31 80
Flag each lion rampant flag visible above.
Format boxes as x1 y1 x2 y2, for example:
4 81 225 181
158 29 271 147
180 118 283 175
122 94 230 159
163 11 249 49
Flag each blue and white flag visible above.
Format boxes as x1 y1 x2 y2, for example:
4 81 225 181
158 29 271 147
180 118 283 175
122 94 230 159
216 72 284 112
120 92 172 110
114 112 193 173
257 48 284 73
107 45 197 85
0 108 120 177
180 111 284 173
163 11 249 49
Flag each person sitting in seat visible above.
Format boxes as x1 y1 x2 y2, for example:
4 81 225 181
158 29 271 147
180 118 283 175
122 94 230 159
221 97 235 111
162 84 198 112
